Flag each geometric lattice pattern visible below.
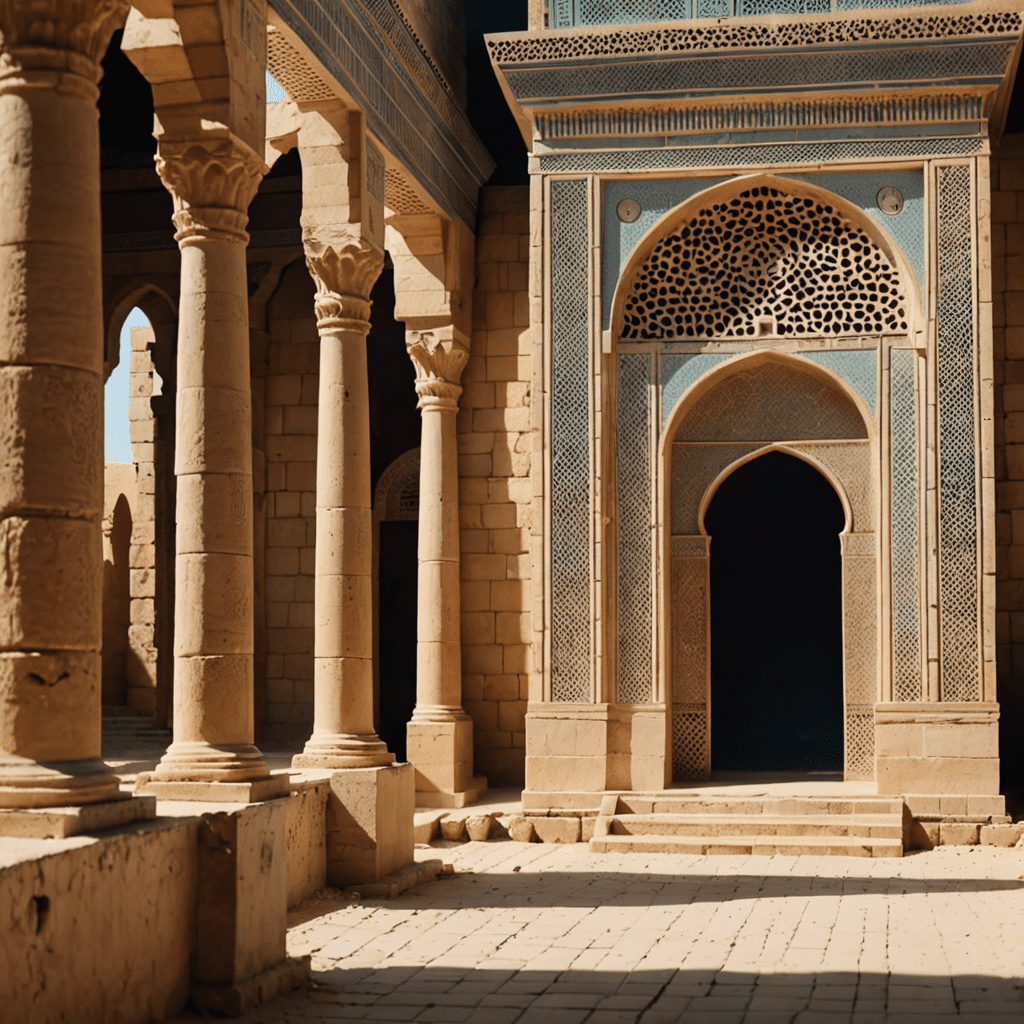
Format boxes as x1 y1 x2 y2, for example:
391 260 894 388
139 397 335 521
617 354 654 703
890 347 923 701
672 710 708 781
674 361 870 443
623 187 908 341
671 556 708 707
845 707 876 780
843 555 878 709
936 165 980 702
550 180 593 703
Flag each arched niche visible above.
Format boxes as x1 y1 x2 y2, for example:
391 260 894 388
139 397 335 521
662 353 877 783
372 448 420 758
610 173 922 344
103 285 179 730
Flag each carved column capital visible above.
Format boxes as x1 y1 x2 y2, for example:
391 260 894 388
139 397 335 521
155 135 266 246
305 243 384 335
406 328 469 408
0 0 128 83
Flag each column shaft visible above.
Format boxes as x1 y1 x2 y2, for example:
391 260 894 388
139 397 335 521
294 248 393 769
154 230 269 781
413 399 467 716
0 58 120 806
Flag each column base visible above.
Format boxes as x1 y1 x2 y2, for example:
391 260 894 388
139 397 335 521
191 955 311 1016
414 776 488 809
0 755 124 810
407 716 476 800
144 741 284 801
292 732 396 770
135 773 291 803
0 792 156 838
326 763 414 886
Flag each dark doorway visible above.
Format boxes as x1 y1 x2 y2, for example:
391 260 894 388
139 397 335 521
704 451 846 772
378 520 418 762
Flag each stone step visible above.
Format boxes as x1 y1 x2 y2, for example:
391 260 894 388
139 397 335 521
611 813 903 840
615 796 905 816
590 832 903 858
102 715 170 738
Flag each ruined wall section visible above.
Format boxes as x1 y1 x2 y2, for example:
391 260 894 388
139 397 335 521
263 262 319 742
459 186 531 787
992 135 1024 788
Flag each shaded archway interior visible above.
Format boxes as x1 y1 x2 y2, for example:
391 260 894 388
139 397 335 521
704 451 846 772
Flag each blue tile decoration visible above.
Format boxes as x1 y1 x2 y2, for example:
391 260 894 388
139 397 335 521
798 350 878 416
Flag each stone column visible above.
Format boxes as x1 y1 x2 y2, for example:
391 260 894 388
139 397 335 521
405 330 485 807
138 136 286 802
293 245 395 768
0 2 155 827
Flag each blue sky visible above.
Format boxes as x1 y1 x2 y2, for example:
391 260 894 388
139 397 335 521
105 306 150 463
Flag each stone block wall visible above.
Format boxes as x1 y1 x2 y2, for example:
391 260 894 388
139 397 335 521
458 185 532 787
991 134 1024 789
263 263 319 742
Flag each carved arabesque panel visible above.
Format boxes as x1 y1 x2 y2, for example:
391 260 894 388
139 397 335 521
623 187 908 341
674 361 870 442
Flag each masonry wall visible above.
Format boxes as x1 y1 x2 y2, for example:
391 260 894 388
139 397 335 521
459 185 532 787
991 133 1024 791
263 261 319 744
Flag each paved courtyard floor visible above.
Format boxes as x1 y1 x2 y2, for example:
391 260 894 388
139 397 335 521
173 840 1024 1023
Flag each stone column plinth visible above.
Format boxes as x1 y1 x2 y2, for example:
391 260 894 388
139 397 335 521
406 330 485 808
138 136 286 803
0 2 156 832
292 244 395 770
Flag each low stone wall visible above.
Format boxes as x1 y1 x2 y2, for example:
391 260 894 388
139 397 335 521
286 779 328 907
0 819 198 1023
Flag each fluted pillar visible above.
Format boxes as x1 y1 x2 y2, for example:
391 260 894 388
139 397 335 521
0 2 133 815
139 135 286 801
293 245 395 769
405 330 484 806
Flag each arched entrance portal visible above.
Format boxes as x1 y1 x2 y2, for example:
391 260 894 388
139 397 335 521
705 452 845 772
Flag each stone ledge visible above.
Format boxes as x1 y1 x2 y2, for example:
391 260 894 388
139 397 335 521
342 857 451 899
0 794 156 839
136 774 291 803
191 955 310 1017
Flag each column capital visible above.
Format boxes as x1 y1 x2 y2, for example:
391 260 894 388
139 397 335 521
305 242 384 335
155 134 266 245
0 0 128 81
406 327 469 408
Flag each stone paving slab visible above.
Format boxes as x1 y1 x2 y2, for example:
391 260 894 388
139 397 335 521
171 842 1024 1022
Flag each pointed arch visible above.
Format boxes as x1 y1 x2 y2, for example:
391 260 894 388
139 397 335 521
610 173 923 344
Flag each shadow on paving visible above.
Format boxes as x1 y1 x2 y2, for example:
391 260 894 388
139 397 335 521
285 965 1024 1023
287 869 1024 928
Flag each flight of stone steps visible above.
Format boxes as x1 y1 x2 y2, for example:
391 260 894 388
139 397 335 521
589 793 906 858
101 709 171 743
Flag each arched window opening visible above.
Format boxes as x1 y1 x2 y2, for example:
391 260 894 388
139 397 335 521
704 451 846 773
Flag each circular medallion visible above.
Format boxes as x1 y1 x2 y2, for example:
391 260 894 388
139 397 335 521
616 198 642 223
876 186 904 216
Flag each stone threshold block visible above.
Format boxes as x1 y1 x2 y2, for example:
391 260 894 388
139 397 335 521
189 796 303 1015
415 775 488 809
135 773 291 803
323 762 415 887
408 718 486 808
0 793 156 839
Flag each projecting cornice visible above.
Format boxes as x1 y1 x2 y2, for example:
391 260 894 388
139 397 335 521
268 0 494 229
487 4 1024 152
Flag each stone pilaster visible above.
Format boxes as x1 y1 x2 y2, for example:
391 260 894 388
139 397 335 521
0 0 155 825
139 134 286 801
405 328 485 806
292 242 395 769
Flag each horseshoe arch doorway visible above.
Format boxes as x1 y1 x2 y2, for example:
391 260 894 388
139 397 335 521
704 451 846 772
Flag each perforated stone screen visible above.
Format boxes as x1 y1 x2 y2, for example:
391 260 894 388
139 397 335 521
621 187 908 341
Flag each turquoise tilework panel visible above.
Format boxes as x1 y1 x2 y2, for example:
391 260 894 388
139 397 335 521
797 350 877 416
603 178 729 330
783 170 925 308
661 353 730 429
